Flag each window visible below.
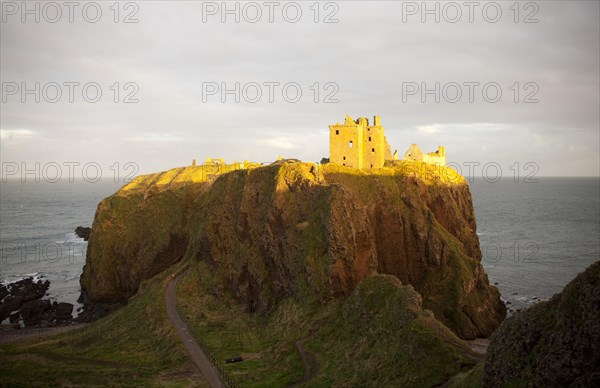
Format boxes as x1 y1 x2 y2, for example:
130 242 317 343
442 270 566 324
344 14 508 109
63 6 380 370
369 137 371 141
335 130 339 135
371 164 373 168
343 156 346 160
371 148 375 153
349 141 353 148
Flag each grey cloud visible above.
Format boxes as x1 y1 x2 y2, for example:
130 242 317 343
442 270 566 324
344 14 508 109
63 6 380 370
1 0 598 176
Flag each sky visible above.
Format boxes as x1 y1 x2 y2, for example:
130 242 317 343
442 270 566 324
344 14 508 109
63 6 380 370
1 0 599 181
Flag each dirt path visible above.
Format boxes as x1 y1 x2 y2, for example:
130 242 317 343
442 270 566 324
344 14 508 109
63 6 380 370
291 333 320 387
165 277 225 388
468 338 490 356
0 323 87 345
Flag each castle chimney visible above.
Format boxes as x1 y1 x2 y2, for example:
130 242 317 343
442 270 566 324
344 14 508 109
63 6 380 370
374 116 381 126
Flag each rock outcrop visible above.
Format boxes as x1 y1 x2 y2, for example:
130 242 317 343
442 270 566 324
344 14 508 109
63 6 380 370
484 261 600 386
75 226 92 241
79 161 505 339
0 277 74 327
0 277 50 322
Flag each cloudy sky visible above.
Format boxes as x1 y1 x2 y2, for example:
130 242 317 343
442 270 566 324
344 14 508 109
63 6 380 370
1 0 599 179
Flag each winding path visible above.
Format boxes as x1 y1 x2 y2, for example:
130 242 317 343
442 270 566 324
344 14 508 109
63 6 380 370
165 277 224 388
291 333 320 387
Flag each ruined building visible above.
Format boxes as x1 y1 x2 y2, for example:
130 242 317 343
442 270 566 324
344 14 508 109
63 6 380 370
404 144 446 166
329 115 397 170
329 115 446 170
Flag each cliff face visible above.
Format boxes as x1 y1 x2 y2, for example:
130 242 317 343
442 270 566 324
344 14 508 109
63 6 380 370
484 261 600 386
80 161 505 339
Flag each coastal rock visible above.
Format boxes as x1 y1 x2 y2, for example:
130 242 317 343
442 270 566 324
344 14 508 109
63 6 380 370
74 226 92 241
484 261 600 386
0 277 50 321
79 161 505 339
54 302 74 324
19 299 52 327
10 300 74 327
0 284 8 301
74 302 113 323
9 312 19 324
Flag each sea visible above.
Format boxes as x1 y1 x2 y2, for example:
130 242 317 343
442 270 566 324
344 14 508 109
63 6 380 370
0 179 122 319
471 177 600 313
1 177 599 321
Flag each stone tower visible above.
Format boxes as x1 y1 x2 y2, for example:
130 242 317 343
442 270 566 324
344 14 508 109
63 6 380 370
329 115 393 170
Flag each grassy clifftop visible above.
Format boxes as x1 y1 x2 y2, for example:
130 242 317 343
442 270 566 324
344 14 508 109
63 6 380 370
80 160 504 339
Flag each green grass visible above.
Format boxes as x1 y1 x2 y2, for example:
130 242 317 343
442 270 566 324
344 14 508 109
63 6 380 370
0 269 207 387
1 267 484 387
304 275 478 387
175 266 314 387
448 363 484 387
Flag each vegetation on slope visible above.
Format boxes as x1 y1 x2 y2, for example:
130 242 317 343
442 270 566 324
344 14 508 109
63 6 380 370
305 274 479 387
0 268 206 387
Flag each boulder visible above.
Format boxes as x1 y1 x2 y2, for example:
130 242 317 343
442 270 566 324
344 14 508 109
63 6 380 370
19 299 52 327
54 302 74 323
74 226 92 241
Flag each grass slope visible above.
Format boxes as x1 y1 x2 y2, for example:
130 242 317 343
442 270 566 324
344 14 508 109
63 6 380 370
0 269 206 387
304 275 479 387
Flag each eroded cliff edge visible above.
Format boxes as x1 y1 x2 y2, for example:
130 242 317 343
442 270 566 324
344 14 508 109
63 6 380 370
79 161 505 339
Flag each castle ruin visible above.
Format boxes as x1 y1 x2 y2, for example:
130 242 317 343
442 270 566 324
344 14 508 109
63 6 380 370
329 115 397 170
403 143 446 166
329 115 446 170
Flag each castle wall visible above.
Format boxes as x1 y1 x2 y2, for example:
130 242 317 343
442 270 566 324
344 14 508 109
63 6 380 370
423 153 446 166
404 144 446 166
329 115 390 171
329 122 364 169
362 124 386 170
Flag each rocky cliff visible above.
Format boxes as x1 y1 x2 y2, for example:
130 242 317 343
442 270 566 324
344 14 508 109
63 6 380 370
79 160 505 339
484 260 600 386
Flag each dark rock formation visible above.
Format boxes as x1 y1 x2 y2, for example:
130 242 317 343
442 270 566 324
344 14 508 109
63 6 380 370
9 312 19 324
74 226 92 241
10 299 74 327
0 284 8 301
0 277 50 321
1 277 75 327
54 302 74 324
484 261 600 387
19 299 53 326
74 302 115 323
79 161 505 339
